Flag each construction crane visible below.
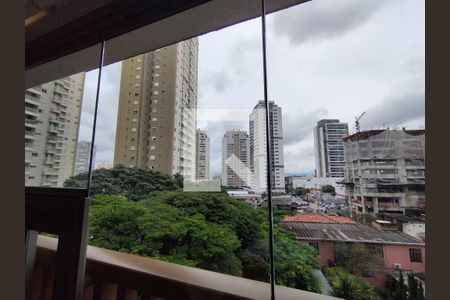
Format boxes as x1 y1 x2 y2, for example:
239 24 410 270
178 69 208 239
355 111 366 132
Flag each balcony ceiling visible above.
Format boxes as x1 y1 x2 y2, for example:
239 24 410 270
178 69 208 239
25 0 211 69
25 0 308 88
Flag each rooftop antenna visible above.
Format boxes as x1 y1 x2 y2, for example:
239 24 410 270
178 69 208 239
355 111 366 132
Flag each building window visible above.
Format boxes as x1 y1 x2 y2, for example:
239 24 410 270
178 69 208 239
134 100 139 105
150 155 156 160
132 118 137 122
409 248 422 262
131 128 137 132
309 242 319 254
130 146 136 151
368 245 384 257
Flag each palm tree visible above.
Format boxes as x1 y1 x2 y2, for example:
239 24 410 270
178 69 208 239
327 267 374 300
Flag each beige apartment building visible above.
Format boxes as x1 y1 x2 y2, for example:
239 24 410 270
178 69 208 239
25 73 86 187
196 129 210 180
114 38 198 180
222 130 250 188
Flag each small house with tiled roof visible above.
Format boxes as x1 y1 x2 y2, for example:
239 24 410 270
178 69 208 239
281 213 425 287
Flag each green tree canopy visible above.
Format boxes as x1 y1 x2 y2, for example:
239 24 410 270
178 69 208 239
321 185 336 194
140 191 264 248
333 242 383 276
89 195 242 275
294 187 310 197
64 165 182 200
77 167 322 293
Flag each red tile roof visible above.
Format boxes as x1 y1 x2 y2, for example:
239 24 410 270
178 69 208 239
283 213 357 224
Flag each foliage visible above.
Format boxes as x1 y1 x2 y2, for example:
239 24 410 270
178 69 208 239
406 272 425 300
64 165 182 200
321 185 336 194
294 187 310 197
80 169 323 293
333 242 383 276
325 267 375 300
390 271 408 300
89 195 242 275
272 225 321 292
140 191 264 248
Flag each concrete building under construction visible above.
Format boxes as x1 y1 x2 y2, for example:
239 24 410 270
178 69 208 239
341 129 425 217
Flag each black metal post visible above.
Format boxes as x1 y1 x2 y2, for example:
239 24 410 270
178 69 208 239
260 0 276 298
86 41 105 196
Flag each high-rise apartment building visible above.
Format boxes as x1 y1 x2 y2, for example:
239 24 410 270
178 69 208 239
25 73 86 187
313 119 349 178
342 129 425 217
249 100 285 193
196 129 210 180
74 141 96 175
114 38 198 180
222 130 250 188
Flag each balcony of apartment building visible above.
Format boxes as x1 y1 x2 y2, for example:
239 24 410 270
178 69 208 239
52 94 70 107
29 234 334 300
25 104 40 117
25 127 36 140
25 140 34 151
25 1 343 299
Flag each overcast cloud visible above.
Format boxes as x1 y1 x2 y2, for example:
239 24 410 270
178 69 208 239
78 0 424 174
272 0 388 46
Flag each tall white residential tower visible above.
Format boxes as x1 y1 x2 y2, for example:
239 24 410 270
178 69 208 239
249 100 285 193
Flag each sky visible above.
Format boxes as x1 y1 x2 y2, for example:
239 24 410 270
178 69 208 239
78 0 425 175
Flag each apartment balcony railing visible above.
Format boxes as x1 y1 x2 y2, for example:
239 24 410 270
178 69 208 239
49 117 66 125
25 142 34 150
25 106 39 116
31 235 336 300
25 94 40 105
45 147 56 154
25 130 36 137
53 96 69 107
54 86 69 95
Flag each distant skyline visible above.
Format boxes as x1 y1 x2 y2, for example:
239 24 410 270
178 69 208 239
78 0 424 174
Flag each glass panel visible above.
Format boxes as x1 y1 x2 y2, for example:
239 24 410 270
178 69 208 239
79 16 272 296
25 68 100 189
267 0 425 297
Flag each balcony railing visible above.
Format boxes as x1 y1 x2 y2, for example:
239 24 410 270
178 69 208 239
32 235 337 300
25 106 39 115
